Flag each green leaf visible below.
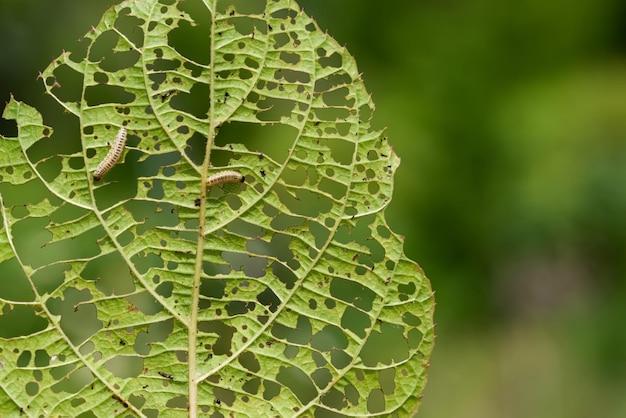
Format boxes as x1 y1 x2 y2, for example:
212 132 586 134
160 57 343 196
0 0 434 416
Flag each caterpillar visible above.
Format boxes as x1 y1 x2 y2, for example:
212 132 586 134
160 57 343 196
93 126 127 181
206 170 245 187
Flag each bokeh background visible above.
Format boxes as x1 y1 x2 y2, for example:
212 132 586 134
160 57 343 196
2 0 626 416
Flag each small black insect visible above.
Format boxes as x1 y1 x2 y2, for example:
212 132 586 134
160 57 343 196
159 89 177 102
158 371 174 380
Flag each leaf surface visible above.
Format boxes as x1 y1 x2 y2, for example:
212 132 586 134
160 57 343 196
0 0 434 416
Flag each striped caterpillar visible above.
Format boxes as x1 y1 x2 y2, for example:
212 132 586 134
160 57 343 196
206 170 245 187
93 126 127 181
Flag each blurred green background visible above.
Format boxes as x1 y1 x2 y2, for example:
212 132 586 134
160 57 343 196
2 0 626 416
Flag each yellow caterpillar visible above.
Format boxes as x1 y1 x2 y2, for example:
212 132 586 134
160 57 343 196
93 126 127 181
206 170 245 187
